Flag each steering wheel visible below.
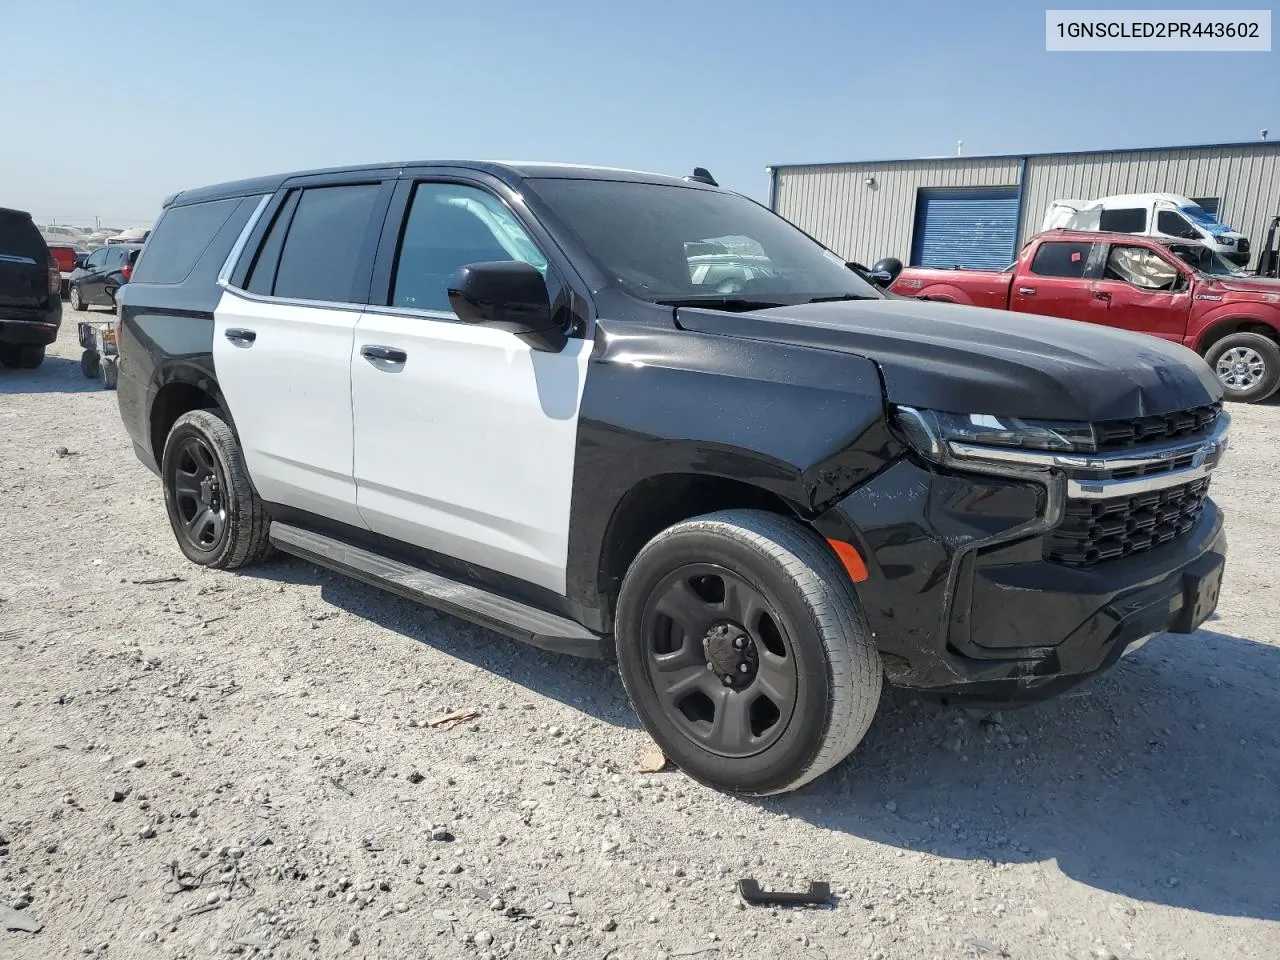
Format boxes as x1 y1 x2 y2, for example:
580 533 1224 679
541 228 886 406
714 277 747 295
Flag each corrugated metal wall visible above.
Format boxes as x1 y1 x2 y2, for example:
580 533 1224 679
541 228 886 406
773 157 1022 266
1019 144 1280 249
773 143 1280 269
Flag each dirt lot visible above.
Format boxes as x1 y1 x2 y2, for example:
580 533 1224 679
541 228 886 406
1 323 1278 960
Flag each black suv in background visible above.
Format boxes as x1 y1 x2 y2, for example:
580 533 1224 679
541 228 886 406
68 243 144 312
0 207 62 369
115 162 1228 796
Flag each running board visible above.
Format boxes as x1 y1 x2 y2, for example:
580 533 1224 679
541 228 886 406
268 523 607 658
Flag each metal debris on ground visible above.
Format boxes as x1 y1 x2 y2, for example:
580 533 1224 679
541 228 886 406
636 741 669 773
737 879 832 907
425 707 480 729
131 575 184 585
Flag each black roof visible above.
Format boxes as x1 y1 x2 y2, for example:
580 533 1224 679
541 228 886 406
167 161 713 208
0 206 34 219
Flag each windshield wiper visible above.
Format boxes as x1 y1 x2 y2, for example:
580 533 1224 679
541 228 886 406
805 294 877 303
657 297 787 312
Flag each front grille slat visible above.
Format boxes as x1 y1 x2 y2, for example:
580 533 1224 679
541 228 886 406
1045 477 1210 567
1090 402 1221 451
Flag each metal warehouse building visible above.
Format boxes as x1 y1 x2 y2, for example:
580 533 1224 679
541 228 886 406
770 141 1280 271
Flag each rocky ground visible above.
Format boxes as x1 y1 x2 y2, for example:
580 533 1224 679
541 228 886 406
1 322 1278 960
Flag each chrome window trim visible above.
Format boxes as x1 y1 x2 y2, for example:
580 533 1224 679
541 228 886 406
216 194 271 288
216 283 366 314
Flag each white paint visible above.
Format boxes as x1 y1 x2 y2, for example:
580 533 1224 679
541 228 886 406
212 288 366 528
350 311 589 595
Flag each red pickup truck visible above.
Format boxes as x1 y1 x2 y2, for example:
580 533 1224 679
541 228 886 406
890 229 1280 403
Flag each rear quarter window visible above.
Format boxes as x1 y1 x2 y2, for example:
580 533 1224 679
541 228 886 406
131 198 242 285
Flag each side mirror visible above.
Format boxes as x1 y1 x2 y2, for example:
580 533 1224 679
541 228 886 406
866 257 904 289
447 261 567 352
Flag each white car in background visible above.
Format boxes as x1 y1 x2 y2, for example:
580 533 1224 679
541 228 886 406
1042 192 1251 265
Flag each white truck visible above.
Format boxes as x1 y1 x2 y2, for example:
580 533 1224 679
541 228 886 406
1042 193 1250 266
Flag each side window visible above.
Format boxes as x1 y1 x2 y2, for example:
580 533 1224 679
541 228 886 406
1156 210 1199 240
1098 207 1147 233
86 249 107 270
245 193 298 295
108 247 125 268
131 197 239 285
1103 246 1181 291
270 184 381 303
1028 241 1093 278
390 182 548 313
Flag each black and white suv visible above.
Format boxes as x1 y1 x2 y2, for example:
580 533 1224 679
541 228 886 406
116 162 1230 795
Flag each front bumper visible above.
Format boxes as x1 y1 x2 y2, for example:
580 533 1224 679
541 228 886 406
813 458 1226 705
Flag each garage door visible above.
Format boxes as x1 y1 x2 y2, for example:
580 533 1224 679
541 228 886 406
911 187 1020 270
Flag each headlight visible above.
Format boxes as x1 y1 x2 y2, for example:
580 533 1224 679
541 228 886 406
895 407 1096 461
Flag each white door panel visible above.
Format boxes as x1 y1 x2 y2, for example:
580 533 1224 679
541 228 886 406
351 312 589 594
213 288 364 527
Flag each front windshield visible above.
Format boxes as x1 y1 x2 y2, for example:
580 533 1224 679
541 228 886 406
1179 204 1225 230
528 178 882 304
1166 243 1246 276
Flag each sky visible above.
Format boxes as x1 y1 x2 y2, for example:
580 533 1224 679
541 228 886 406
2 0 1276 227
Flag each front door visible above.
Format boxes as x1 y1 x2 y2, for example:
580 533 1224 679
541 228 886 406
212 182 388 528
81 248 109 302
1090 244 1192 342
350 180 590 596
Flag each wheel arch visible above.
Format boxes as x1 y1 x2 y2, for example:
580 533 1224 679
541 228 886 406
1192 315 1280 354
149 368 232 466
594 472 808 631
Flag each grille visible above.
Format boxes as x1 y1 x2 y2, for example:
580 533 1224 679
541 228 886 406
1045 478 1210 567
1091 403 1221 451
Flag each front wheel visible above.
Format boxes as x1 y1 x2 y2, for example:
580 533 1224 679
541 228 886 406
1206 332 1280 403
615 509 882 796
70 285 88 312
81 349 100 379
161 409 273 569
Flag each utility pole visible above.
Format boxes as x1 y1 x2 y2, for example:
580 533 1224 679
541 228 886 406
957 139 964 157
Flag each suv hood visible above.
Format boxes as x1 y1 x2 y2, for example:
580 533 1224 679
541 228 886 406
676 299 1222 421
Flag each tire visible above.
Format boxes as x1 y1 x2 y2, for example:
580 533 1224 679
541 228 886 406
81 349 100 379
101 358 118 390
0 344 46 370
614 508 882 796
161 409 273 569
70 285 88 312
1205 332 1280 403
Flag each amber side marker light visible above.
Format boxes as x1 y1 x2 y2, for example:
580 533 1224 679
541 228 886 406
827 539 869 583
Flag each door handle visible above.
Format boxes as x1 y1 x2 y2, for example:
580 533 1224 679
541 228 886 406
224 328 257 344
361 345 407 365
1094 291 1112 302
1017 287 1036 296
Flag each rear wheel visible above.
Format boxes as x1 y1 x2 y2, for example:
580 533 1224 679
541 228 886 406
70 285 88 312
615 509 882 796
0 344 45 369
161 409 273 569
81 349 100 379
101 358 118 390
1205 332 1280 403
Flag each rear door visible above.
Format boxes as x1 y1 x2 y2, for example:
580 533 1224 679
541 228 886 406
212 179 393 527
1007 240 1099 321
0 210 52 314
349 177 591 594
1090 243 1192 341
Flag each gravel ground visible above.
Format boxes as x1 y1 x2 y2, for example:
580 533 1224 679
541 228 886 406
2 322 1278 960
